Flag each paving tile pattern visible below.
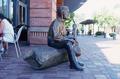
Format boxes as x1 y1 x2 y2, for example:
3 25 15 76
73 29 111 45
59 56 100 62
0 36 120 79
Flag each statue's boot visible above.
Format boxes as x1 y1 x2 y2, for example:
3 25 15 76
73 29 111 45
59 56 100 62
78 62 84 66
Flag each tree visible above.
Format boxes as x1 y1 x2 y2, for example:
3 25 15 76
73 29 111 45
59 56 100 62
64 13 75 28
94 13 119 33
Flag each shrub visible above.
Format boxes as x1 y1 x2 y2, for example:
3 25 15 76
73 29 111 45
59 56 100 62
109 32 116 37
95 31 105 36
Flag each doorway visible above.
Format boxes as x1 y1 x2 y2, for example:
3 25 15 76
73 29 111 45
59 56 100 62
18 1 27 25
13 0 29 42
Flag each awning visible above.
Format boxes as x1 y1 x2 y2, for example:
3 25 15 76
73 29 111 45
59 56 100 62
80 19 97 25
64 0 86 12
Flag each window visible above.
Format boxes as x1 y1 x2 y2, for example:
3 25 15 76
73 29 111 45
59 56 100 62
18 1 27 24
0 0 13 20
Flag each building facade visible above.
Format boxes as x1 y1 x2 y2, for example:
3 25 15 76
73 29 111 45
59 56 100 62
29 0 64 44
1 0 86 45
0 0 64 45
0 0 29 41
0 0 29 26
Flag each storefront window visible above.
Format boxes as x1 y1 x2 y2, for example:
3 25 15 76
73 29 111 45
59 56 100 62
0 0 13 20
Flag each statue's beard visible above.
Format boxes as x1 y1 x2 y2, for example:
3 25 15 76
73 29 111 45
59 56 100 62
63 15 68 20
63 17 67 19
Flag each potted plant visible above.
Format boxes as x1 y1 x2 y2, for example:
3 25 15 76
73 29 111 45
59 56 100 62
109 32 116 40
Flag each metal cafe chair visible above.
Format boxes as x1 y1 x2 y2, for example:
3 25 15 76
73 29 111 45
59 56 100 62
0 25 25 60
12 25 25 58
0 39 3 60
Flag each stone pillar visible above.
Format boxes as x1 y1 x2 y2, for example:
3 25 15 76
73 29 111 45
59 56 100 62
29 0 56 45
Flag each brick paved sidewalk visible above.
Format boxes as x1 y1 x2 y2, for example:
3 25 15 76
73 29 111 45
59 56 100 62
0 36 120 79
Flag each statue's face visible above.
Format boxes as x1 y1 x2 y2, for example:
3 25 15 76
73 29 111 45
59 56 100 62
62 7 69 19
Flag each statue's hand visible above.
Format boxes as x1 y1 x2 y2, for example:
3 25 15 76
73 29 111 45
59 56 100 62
63 37 75 44
66 35 76 39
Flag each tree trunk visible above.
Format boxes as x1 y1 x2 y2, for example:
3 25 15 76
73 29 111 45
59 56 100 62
98 26 100 31
104 26 106 38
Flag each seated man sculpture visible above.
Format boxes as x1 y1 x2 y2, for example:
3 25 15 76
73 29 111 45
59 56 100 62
48 6 84 71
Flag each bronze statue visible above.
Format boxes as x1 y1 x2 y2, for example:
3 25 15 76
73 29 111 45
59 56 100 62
48 6 84 71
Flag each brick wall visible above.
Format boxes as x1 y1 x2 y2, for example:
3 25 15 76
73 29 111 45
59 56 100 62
29 0 56 45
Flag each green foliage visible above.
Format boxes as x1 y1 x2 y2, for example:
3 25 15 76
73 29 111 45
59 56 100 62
64 13 75 28
93 13 119 29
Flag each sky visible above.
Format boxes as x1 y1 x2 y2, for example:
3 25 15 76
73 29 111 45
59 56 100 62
74 0 120 21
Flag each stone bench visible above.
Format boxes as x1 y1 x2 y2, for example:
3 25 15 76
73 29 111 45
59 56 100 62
23 46 68 69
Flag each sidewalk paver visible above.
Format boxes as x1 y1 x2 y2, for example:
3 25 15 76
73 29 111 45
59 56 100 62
0 36 120 79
